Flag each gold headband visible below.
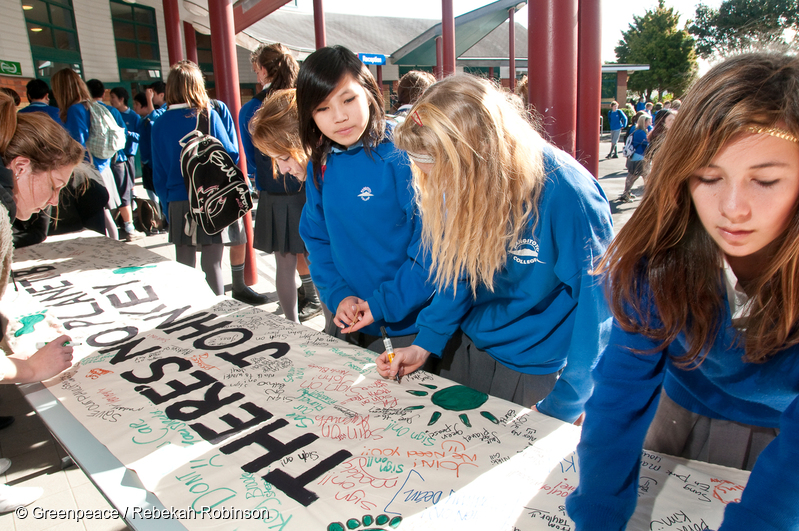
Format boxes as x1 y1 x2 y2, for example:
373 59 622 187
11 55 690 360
746 126 799 144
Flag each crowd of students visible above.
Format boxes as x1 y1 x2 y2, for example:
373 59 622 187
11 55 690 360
1 47 798 530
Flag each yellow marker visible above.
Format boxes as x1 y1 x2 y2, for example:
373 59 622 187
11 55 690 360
381 326 401 384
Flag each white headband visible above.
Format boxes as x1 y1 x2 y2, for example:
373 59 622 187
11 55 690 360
406 151 435 165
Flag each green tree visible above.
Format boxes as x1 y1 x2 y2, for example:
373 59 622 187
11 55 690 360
689 0 799 59
615 0 698 100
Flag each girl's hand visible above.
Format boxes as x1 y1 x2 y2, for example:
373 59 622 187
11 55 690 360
346 300 374 333
334 296 366 332
2 334 74 384
376 345 430 381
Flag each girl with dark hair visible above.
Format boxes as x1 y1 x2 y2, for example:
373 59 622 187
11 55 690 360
239 43 313 321
296 45 433 353
567 52 799 530
151 61 244 296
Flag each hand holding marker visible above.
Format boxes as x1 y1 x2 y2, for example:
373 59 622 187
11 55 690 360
36 341 81 349
381 326 401 384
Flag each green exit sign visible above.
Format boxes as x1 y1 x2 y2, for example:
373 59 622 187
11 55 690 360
0 60 22 76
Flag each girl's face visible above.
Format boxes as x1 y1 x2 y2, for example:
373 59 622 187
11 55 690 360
254 63 269 86
689 131 799 274
312 73 370 148
10 158 73 220
664 113 675 129
268 152 307 180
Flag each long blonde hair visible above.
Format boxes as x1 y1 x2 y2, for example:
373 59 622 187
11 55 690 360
50 68 91 123
249 89 307 177
394 74 545 296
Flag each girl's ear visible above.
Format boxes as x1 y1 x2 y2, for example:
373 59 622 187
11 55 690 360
8 157 32 181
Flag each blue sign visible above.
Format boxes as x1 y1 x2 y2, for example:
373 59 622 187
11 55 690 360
358 53 386 66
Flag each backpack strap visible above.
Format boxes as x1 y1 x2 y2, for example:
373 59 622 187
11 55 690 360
196 105 211 136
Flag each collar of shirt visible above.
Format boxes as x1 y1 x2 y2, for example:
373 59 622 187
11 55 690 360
722 257 753 328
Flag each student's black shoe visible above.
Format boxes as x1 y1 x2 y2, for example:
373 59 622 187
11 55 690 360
232 286 269 306
298 298 323 322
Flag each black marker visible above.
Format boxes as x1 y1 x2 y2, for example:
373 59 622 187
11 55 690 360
381 326 401 384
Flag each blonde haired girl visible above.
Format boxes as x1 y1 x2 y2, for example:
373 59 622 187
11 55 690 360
379 75 614 423
567 52 799 530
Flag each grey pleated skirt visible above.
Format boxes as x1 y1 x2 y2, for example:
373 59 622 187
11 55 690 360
253 192 306 255
644 389 779 471
167 200 247 247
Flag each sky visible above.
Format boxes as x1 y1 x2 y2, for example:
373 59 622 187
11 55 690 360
291 0 723 64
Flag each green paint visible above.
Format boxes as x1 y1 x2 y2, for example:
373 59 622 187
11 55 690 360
375 515 390 525
419 384 437 389
406 390 428 397
402 405 424 411
347 518 361 529
428 411 441 425
15 311 46 337
362 515 374 525
430 385 488 411
389 516 403 528
481 411 500 424
113 265 156 275
329 514 402 530
328 524 345 531
459 414 472 428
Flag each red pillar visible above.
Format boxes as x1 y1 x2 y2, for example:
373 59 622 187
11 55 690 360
376 65 383 106
313 0 326 49
435 37 443 79
162 0 183 65
208 0 257 285
576 0 601 178
184 22 198 65
488 66 494 80
441 0 455 77
528 0 578 156
508 8 516 92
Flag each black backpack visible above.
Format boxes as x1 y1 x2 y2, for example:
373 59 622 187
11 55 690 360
179 103 253 236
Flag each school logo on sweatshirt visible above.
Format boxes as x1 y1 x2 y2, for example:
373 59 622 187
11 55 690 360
510 239 543 264
358 187 374 201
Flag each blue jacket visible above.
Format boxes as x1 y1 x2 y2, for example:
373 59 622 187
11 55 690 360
139 104 167 166
18 102 61 123
299 136 433 337
413 145 614 423
150 102 239 206
567 281 799 530
629 128 649 161
608 109 627 131
62 102 111 173
119 107 141 157
635 101 646 112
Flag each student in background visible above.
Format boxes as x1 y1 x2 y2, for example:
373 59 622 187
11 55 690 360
17 79 60 122
109 87 141 217
378 75 613 424
87 79 144 242
151 61 244 296
133 91 162 219
567 52 799 531
239 43 310 316
50 69 119 239
296 45 433 352
619 113 650 203
0 90 81 512
606 100 628 158
394 70 436 119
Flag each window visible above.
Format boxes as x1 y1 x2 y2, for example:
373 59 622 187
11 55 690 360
22 0 80 53
110 0 159 62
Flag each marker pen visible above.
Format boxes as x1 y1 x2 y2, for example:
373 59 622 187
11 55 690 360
380 326 401 384
36 341 82 349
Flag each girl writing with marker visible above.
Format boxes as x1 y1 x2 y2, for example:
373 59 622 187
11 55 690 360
296 45 433 353
377 75 614 424
566 52 799 530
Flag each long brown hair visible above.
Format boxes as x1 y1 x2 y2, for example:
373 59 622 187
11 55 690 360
251 43 298 93
50 68 91 123
0 91 83 173
249 89 307 178
394 74 545 296
598 52 799 364
165 61 209 111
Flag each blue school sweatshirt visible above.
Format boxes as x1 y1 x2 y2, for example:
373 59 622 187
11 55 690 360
299 137 433 337
139 104 167 166
150 102 239 206
18 102 61 123
566 285 799 531
62 102 111 173
413 145 614 423
119 107 141 157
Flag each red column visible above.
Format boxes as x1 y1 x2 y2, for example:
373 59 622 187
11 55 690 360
376 65 383 104
576 0 601 178
508 8 516 92
528 0 578 156
441 0 455 77
183 21 198 65
162 0 184 65
313 0 326 49
488 66 494 80
435 37 443 79
208 0 257 285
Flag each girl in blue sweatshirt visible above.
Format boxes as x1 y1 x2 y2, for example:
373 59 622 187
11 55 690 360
296 45 433 353
151 61 245 296
379 75 614 424
566 53 799 531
